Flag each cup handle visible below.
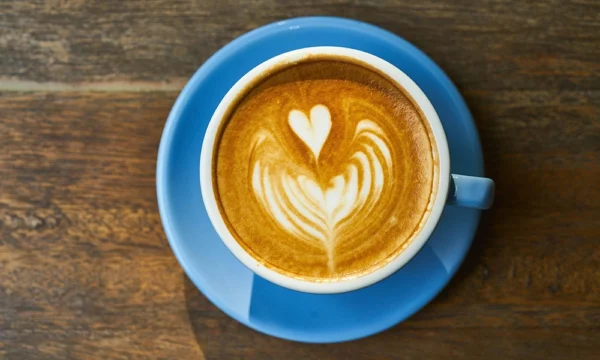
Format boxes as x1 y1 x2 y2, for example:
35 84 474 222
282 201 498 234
447 174 495 209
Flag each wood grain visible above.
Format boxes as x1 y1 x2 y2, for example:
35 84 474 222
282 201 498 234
1 0 598 90
1 0 599 359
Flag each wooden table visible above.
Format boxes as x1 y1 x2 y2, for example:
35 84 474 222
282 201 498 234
1 1 598 359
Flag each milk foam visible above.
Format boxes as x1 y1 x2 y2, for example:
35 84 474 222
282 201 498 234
250 105 392 271
215 59 438 280
288 105 332 159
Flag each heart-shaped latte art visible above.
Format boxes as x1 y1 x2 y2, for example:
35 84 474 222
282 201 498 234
288 105 332 159
250 104 392 272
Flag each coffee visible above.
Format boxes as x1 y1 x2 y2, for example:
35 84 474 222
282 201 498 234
212 57 439 282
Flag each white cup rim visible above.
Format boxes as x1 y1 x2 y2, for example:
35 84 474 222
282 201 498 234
200 46 450 294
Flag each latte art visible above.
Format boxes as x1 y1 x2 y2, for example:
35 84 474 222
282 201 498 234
288 105 332 159
250 105 392 271
213 59 438 281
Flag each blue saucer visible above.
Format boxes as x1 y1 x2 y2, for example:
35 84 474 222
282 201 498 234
157 17 484 343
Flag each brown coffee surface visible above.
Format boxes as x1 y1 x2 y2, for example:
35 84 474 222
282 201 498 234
213 58 439 282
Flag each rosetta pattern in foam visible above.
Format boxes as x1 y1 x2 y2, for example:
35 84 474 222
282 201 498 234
250 104 392 271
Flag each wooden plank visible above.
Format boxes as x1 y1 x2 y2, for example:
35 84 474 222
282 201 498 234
0 0 598 92
0 91 598 359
